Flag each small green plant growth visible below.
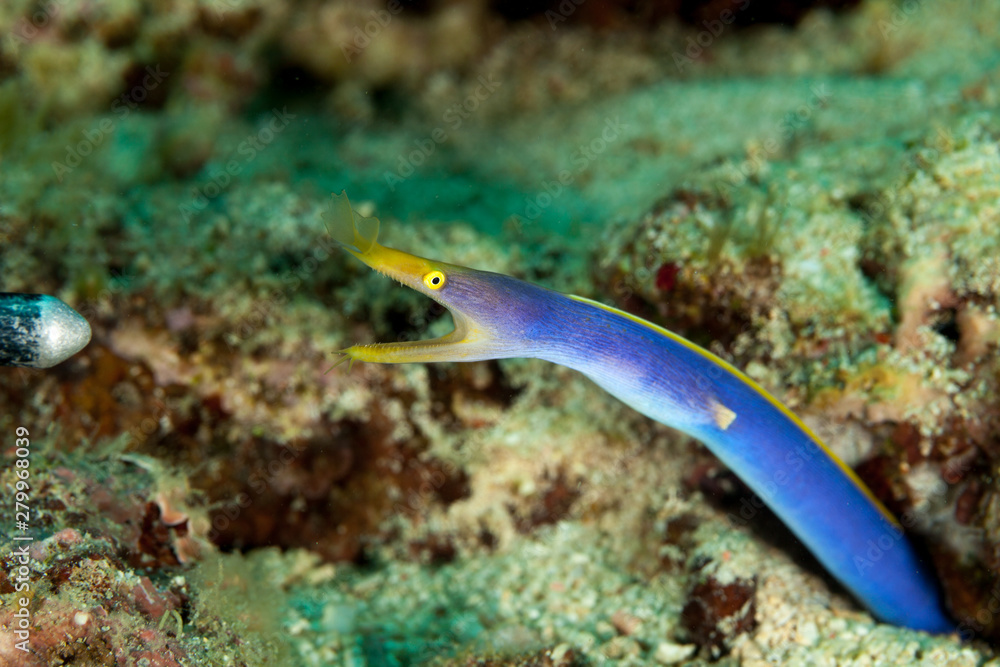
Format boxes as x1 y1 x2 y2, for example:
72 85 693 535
746 189 782 261
705 207 734 265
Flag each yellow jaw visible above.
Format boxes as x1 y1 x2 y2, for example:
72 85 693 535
326 192 490 366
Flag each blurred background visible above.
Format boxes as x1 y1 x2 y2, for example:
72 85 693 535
1 1 999 664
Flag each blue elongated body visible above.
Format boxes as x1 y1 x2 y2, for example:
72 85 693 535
521 282 951 633
330 192 952 633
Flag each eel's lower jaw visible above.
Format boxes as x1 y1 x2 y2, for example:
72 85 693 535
338 324 514 364
337 309 504 365
338 336 467 365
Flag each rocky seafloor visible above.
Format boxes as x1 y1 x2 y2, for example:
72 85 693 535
1 0 1000 665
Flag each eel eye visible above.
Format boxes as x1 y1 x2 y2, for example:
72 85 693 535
423 270 446 290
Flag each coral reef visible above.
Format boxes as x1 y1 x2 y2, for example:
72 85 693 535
601 109 1000 642
0 450 282 665
2 0 1000 664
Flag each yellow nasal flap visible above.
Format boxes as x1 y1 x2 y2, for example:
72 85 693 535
325 191 380 255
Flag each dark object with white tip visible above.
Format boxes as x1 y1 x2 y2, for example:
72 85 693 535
0 293 92 368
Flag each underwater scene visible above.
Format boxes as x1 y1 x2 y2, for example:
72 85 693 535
2 0 1000 664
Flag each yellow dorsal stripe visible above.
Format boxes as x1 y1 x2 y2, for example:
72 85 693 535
568 294 900 528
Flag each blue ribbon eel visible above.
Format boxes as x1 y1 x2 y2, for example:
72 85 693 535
327 192 951 633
